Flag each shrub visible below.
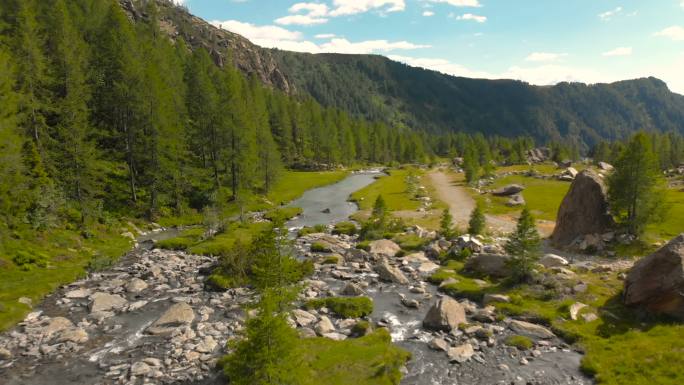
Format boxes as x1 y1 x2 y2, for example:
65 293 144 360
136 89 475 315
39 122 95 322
392 233 426 251
311 242 332 253
264 207 302 223
298 224 327 237
332 221 358 236
505 335 533 350
351 320 372 337
86 254 115 272
12 251 49 271
356 241 371 251
306 297 374 318
322 255 340 265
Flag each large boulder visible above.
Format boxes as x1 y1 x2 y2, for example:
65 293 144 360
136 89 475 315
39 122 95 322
508 320 555 340
374 258 409 284
423 297 466 331
624 234 684 320
491 184 524 196
539 254 569 268
551 170 614 247
369 239 401 257
89 293 127 313
147 302 195 335
464 254 510 278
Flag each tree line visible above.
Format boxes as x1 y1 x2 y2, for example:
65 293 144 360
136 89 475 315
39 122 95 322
0 0 429 233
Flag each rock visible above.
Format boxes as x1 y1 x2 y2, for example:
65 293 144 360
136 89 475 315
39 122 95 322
322 332 347 341
564 167 578 178
55 327 89 344
582 313 599 322
423 297 466 331
447 343 474 363
491 184 524 196
624 234 684 320
126 278 148 293
506 194 525 207
143 357 162 367
483 293 510 305
65 288 91 299
18 297 32 307
508 320 555 340
299 327 317 338
131 361 151 376
292 309 317 327
315 316 335 335
0 347 12 360
580 233 605 252
369 239 401 257
456 235 483 253
403 251 429 263
196 336 217 353
401 297 420 308
428 337 449 352
418 261 440 274
147 302 195 335
340 282 366 296
374 259 409 284
45 317 74 337
551 170 614 247
345 248 369 262
89 292 127 313
540 254 568 268
598 162 614 171
569 302 587 320
464 254 510 278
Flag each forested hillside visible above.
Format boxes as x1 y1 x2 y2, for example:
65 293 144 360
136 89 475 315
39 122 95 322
273 52 684 149
0 0 428 230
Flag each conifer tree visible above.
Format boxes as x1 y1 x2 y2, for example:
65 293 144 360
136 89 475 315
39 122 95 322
440 208 454 239
468 203 486 235
608 132 667 236
505 206 541 283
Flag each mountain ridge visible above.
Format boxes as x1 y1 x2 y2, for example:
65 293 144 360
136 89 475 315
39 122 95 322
128 0 684 148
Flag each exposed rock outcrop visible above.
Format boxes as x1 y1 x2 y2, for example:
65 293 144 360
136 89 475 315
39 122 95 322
464 254 510 278
624 234 684 320
551 169 614 247
374 258 409 284
369 239 401 257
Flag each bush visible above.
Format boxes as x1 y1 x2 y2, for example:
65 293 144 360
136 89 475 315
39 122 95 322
264 207 302 223
332 221 357 236
86 254 115 272
311 242 332 253
322 255 340 265
356 241 371 251
351 320 373 337
12 251 48 271
298 224 327 237
306 297 374 318
505 335 533 350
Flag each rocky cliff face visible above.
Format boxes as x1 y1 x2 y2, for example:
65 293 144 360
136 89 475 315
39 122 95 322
119 0 293 93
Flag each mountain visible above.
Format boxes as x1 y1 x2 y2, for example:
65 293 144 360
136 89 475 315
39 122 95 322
135 0 684 148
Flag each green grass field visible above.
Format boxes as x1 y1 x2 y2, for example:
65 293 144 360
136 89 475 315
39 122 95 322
298 329 411 385
0 225 132 331
495 163 587 176
645 188 684 240
351 169 423 211
473 174 571 221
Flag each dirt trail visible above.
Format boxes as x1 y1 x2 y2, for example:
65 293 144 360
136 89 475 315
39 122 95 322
428 170 516 234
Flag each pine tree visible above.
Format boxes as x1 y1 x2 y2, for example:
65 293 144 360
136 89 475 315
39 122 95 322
608 132 667 236
505 207 541 283
250 76 282 192
468 203 486 235
440 208 454 239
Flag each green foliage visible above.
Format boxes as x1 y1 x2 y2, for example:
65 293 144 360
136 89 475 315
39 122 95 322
505 207 541 284
608 132 667 236
439 208 454 238
468 204 486 235
306 296 374 319
505 335 533 350
310 241 332 253
296 329 411 385
332 221 358 236
12 251 48 271
321 255 340 265
298 224 328 237
392 233 427 251
263 207 302 223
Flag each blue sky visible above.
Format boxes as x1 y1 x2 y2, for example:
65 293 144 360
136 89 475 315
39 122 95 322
177 0 684 93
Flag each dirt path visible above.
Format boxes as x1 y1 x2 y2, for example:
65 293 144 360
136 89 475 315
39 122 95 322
428 170 516 234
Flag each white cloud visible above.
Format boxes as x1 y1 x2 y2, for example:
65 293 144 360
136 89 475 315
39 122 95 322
424 0 481 7
654 25 684 41
598 6 622 21
388 55 494 78
276 2 329 25
321 39 430 54
602 46 632 56
315 33 337 39
329 0 406 16
213 20 428 55
525 52 568 62
275 15 328 25
681 0 684 8
456 13 486 22
423 11 435 16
